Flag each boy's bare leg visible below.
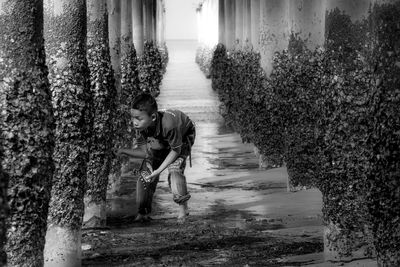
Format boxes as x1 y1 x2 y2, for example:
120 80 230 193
168 158 191 222
135 175 159 222
134 178 148 222
178 202 189 219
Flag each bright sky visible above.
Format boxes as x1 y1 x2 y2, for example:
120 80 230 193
165 0 200 40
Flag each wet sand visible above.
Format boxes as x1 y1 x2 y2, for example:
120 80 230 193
82 40 375 266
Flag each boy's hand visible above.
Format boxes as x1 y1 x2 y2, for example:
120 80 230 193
113 148 125 157
144 170 160 183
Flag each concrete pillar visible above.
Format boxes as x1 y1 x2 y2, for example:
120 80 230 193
156 0 163 45
162 1 166 44
132 0 144 55
250 0 261 51
108 0 121 93
368 3 400 266
143 0 153 41
196 8 201 44
156 0 160 44
85 0 117 230
243 0 251 46
323 0 373 262
259 0 290 75
224 0 235 49
288 0 326 50
197 4 204 45
218 0 225 44
201 1 207 46
235 0 244 46
121 0 132 54
210 0 219 47
43 0 90 265
2 0 53 265
326 0 372 21
152 0 157 41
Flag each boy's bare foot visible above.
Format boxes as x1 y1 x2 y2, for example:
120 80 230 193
133 213 144 222
177 216 187 224
177 203 189 223
133 214 151 223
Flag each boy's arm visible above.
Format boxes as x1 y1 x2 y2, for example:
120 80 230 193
145 126 183 181
117 147 147 159
116 130 148 159
153 126 183 175
155 149 180 174
146 149 180 181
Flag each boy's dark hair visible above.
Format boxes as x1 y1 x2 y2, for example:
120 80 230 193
132 93 158 115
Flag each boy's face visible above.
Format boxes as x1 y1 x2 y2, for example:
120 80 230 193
132 109 156 131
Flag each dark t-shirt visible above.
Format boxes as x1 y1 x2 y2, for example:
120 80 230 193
135 109 194 153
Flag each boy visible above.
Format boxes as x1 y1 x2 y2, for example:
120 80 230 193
116 93 195 223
